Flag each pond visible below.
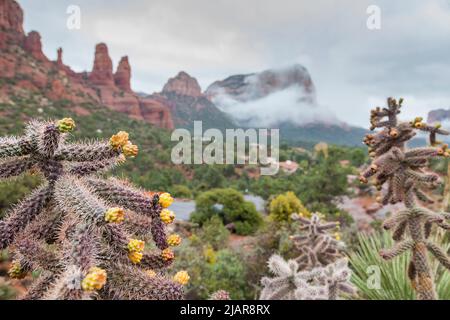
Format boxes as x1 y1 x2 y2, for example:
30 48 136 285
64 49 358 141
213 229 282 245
172 194 266 221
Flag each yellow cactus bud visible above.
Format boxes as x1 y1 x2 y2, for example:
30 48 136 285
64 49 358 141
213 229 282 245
173 271 190 285
146 270 157 278
128 239 145 253
159 192 174 208
128 251 143 264
104 207 125 223
8 260 26 279
161 248 174 261
167 234 182 247
110 131 129 150
57 118 76 133
81 267 107 291
160 209 175 224
122 141 139 158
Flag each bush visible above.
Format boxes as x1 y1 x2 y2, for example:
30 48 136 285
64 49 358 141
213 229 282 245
197 215 230 250
170 184 193 199
268 191 310 222
174 240 250 299
191 188 263 235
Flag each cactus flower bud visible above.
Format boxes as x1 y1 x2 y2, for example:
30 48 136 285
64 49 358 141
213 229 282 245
110 131 129 150
159 192 174 208
81 267 107 291
57 118 76 133
122 141 138 158
128 251 143 264
160 209 175 224
127 239 145 253
173 271 190 285
161 248 174 261
104 207 125 223
8 260 26 279
167 234 182 247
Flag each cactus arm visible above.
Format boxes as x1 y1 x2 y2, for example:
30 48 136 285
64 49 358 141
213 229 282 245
0 183 52 249
105 263 184 300
0 156 35 179
54 177 108 224
84 178 158 218
0 136 33 158
54 142 120 162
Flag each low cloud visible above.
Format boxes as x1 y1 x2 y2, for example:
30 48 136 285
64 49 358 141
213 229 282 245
212 86 338 127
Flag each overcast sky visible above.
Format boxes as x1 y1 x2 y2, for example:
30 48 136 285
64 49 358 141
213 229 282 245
18 0 450 127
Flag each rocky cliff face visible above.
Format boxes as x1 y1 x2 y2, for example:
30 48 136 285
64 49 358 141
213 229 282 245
142 71 235 130
205 64 316 104
162 71 202 97
0 0 173 129
89 43 114 86
114 56 132 92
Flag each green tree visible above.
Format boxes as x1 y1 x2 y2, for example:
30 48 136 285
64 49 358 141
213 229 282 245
191 188 263 235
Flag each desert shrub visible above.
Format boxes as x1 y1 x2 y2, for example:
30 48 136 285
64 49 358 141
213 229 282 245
269 191 310 222
196 215 230 250
191 188 263 235
173 240 249 299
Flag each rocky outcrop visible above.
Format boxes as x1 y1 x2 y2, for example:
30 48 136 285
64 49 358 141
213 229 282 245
0 0 24 33
114 56 132 92
0 0 174 130
162 71 202 97
24 31 47 61
89 43 114 86
205 64 316 103
156 71 235 130
427 109 450 124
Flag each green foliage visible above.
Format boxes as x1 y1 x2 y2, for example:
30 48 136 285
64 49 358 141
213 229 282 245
173 240 249 299
0 279 16 300
268 191 310 222
196 215 230 250
349 231 450 300
169 184 193 199
191 188 263 235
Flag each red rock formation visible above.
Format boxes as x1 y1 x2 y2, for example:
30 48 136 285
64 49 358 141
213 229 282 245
0 0 24 33
89 43 114 86
56 47 63 66
114 56 132 92
162 71 202 97
139 97 174 129
0 0 175 130
24 31 47 62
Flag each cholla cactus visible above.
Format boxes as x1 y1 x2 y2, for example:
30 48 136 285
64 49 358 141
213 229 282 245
260 212 355 300
290 213 345 269
259 255 354 300
360 98 450 300
0 118 185 300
